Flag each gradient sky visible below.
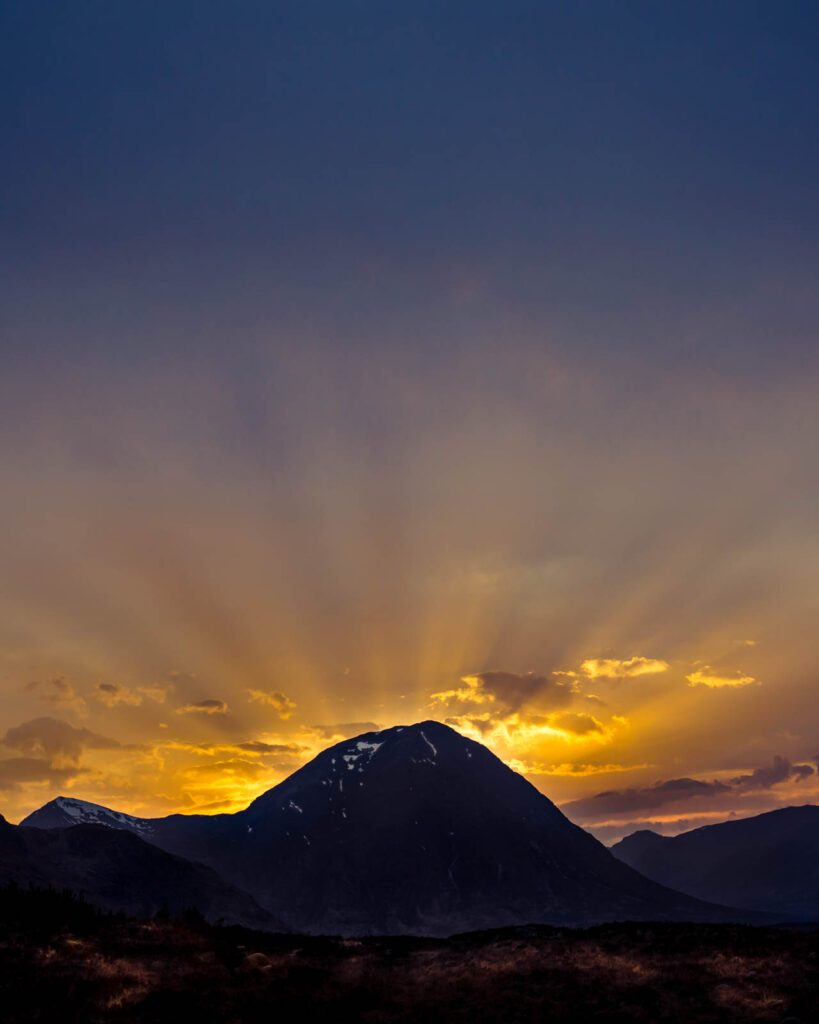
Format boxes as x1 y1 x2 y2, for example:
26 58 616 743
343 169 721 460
2 2 819 841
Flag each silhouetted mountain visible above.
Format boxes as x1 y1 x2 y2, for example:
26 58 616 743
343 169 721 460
611 805 819 920
21 722 759 935
0 815 278 929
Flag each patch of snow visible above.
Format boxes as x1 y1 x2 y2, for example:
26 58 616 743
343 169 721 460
288 800 303 814
53 797 153 834
420 731 437 759
342 740 383 772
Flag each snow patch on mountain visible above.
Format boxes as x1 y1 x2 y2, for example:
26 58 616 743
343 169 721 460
341 740 383 771
53 797 154 835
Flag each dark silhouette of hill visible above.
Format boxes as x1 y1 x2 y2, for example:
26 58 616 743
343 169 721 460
611 805 819 919
20 722 759 934
0 815 278 929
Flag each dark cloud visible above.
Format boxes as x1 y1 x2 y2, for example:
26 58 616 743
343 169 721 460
237 741 306 755
564 777 730 821
564 755 816 824
431 672 575 720
478 671 575 711
731 755 814 789
175 699 229 715
0 756 83 791
3 717 120 767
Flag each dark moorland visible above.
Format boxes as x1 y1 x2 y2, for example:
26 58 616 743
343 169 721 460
2 886 817 1024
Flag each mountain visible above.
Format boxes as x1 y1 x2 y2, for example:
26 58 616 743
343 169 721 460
611 805 819 920
0 814 279 928
21 721 759 935
22 796 155 834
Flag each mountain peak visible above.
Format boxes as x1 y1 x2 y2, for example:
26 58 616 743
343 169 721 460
22 795 154 835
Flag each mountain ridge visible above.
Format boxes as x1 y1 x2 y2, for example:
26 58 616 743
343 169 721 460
0 815 281 929
611 805 819 919
18 720 767 935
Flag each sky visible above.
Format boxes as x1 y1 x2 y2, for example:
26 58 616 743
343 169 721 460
2 1 819 842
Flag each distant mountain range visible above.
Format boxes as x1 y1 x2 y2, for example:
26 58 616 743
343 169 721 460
11 721 772 934
611 805 819 920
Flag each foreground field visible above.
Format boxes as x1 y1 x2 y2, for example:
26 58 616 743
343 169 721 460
0 887 816 1023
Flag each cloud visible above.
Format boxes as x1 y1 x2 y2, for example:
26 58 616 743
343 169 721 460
246 689 297 719
309 722 380 740
237 740 305 755
0 756 83 791
563 754 815 823
431 671 575 715
579 657 670 680
183 758 268 779
731 754 814 789
175 699 229 715
138 684 169 704
167 670 196 683
94 682 142 707
445 709 625 747
154 738 305 758
564 777 731 821
687 667 757 688
550 712 608 737
93 682 169 707
3 717 120 768
26 678 86 714
507 759 649 777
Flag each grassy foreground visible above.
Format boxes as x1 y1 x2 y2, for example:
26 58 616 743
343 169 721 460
0 887 816 1023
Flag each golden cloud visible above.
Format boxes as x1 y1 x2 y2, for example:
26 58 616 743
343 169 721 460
550 712 608 737
686 667 757 689
580 657 670 679
175 699 229 715
429 675 497 706
94 683 142 708
26 678 87 715
182 758 268 779
246 689 297 719
139 684 169 704
506 759 649 777
446 709 625 748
